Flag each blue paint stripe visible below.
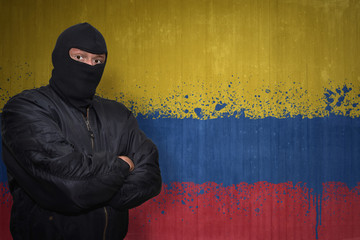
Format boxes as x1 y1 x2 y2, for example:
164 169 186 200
136 115 360 191
1 115 360 192
0 134 5 183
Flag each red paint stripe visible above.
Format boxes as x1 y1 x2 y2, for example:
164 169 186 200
0 182 12 240
126 182 360 240
1 182 360 239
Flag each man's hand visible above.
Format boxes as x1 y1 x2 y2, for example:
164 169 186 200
118 156 135 172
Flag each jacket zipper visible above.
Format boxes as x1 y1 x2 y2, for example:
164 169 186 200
83 108 109 240
103 207 109 240
84 108 95 150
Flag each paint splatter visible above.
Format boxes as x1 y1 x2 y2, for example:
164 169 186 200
324 85 359 117
1 63 359 120
101 79 360 120
0 63 34 111
214 102 227 111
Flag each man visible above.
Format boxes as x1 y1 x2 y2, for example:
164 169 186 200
1 23 162 239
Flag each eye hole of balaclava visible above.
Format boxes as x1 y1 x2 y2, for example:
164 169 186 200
49 22 107 114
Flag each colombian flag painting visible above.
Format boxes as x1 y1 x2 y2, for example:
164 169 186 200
1 0 360 239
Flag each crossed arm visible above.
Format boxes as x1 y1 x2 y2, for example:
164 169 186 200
1 94 161 213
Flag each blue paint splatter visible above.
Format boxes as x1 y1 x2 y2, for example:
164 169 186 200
215 103 227 111
336 96 345 107
194 108 203 118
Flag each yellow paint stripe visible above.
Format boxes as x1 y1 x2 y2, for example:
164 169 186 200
1 0 360 119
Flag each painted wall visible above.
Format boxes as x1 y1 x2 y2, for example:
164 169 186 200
1 0 360 239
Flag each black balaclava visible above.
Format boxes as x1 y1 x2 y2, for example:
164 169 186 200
49 23 107 114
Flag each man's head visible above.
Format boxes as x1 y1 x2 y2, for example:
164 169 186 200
49 23 107 113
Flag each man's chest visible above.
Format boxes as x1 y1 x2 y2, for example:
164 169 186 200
57 108 127 155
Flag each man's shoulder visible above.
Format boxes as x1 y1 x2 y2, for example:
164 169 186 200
4 85 55 109
8 85 51 98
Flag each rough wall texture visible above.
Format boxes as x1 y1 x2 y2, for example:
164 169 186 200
1 0 360 239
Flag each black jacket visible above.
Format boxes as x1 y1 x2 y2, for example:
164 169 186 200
1 85 162 240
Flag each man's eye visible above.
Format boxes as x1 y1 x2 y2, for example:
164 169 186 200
76 55 83 60
94 59 102 64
